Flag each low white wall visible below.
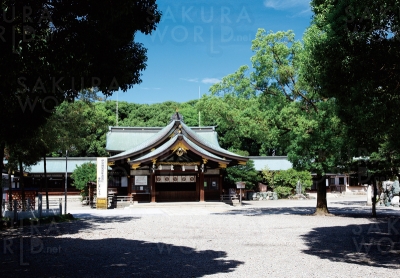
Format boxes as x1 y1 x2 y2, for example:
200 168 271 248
3 209 61 220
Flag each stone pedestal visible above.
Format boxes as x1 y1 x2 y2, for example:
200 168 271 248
391 196 399 207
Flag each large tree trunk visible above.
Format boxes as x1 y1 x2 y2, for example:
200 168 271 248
18 159 26 211
0 181 2 218
371 175 377 217
8 168 12 211
0 141 4 178
0 141 4 217
44 155 49 210
314 174 330 215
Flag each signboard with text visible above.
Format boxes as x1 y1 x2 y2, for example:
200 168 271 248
96 157 108 199
135 176 148 185
236 182 246 189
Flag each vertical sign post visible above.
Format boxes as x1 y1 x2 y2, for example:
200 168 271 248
236 182 246 205
96 157 108 209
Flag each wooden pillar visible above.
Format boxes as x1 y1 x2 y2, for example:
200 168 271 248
219 171 223 196
127 177 132 196
199 172 205 202
196 174 200 201
150 173 156 203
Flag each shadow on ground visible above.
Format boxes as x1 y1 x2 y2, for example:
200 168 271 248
0 216 243 278
329 200 368 206
301 218 400 268
216 206 399 218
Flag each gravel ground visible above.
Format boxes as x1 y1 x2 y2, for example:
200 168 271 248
1 195 399 277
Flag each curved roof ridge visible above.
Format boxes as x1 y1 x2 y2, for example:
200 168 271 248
180 122 247 159
109 120 177 160
182 136 226 161
131 135 179 162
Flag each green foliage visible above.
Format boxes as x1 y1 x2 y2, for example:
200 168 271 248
71 162 97 196
197 91 268 155
198 28 348 172
44 100 110 157
115 100 199 127
197 28 349 212
43 100 200 157
271 169 312 198
0 0 161 146
197 30 309 156
273 187 293 199
261 166 274 186
225 159 260 190
308 1 400 175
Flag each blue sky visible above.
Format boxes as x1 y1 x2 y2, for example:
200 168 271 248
104 0 312 104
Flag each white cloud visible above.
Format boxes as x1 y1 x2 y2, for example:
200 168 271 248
181 77 221 84
201 78 221 84
180 78 199 83
264 0 310 10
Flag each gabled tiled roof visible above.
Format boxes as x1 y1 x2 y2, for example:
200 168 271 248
108 121 177 161
180 122 247 160
106 129 159 153
131 136 179 163
106 123 220 152
182 136 229 163
130 135 230 165
108 119 248 165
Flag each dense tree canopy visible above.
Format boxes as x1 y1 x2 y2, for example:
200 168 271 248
308 0 400 170
0 0 161 178
35 100 200 158
70 162 97 196
197 29 348 214
266 168 313 199
306 1 400 215
224 150 260 190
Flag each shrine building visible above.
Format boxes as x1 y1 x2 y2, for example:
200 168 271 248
106 111 248 202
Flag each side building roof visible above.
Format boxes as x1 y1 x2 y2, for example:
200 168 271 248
27 157 98 174
249 156 292 171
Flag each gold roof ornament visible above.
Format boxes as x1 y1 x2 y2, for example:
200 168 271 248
176 148 184 156
218 163 227 169
171 142 188 156
131 163 140 170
